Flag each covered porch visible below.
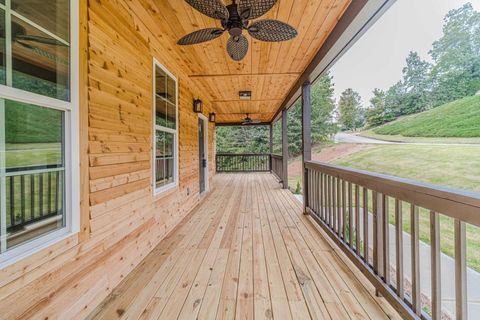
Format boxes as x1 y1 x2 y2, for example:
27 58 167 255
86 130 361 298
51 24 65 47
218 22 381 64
88 173 400 320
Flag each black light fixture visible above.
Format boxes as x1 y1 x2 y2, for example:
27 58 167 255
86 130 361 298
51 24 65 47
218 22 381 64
239 91 251 100
193 99 203 113
209 112 216 123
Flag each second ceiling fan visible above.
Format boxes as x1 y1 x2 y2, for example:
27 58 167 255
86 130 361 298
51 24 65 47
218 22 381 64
178 0 298 61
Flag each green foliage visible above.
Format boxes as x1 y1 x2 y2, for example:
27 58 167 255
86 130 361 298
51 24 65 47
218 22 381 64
216 125 269 153
365 3 480 128
373 96 480 137
217 73 338 157
287 73 338 157
429 3 480 106
294 180 302 194
337 88 364 130
365 89 395 127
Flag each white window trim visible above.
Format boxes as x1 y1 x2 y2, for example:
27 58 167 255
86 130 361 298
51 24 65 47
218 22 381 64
152 59 179 196
0 0 79 268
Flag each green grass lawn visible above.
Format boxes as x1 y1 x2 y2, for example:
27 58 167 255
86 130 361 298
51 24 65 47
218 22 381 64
333 144 480 272
6 143 62 168
373 96 480 137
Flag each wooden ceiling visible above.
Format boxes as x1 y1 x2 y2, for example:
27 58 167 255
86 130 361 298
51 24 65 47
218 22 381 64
156 0 352 123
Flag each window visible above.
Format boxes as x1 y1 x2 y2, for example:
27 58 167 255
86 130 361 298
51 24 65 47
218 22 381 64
0 0 78 265
153 60 178 194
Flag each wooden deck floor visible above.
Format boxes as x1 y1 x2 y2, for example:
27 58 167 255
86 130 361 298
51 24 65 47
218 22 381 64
88 173 401 320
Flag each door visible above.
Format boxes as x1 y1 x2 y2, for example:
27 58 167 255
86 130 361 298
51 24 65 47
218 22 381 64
198 117 207 193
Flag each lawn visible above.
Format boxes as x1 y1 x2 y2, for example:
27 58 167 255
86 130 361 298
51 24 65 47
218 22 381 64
288 143 480 271
333 144 480 272
373 96 480 137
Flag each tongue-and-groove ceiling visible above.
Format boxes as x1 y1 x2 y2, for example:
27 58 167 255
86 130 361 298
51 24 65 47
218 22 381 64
156 0 352 124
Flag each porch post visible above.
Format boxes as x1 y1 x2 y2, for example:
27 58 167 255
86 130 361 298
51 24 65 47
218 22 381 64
269 123 273 172
281 109 288 190
302 82 312 214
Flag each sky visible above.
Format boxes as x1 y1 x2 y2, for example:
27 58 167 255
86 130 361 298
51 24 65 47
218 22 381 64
329 0 480 105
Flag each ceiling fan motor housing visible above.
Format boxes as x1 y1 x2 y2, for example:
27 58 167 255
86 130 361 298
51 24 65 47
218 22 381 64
223 4 248 37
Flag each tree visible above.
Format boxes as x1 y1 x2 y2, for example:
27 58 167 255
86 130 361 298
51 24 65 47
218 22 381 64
311 73 338 143
338 88 363 130
365 88 391 127
401 51 432 114
216 125 269 154
429 3 480 106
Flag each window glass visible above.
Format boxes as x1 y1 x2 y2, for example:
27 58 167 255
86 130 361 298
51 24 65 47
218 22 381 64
155 130 165 189
0 9 5 85
11 15 70 100
154 63 177 192
11 0 70 42
155 98 167 128
2 99 65 250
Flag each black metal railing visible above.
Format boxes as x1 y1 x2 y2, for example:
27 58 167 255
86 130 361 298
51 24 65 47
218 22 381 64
6 166 64 232
216 153 271 173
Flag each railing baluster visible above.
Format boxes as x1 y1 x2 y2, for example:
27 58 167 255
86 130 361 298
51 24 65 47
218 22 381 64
21 175 26 224
363 187 369 263
395 199 404 300
430 211 441 320
411 204 421 316
55 171 60 213
328 175 333 227
331 176 337 232
319 173 323 219
8 177 15 227
355 184 360 254
373 191 384 277
48 172 52 214
454 219 467 320
39 173 44 216
31 174 35 220
337 179 342 236
383 195 389 284
348 182 353 247
342 180 347 239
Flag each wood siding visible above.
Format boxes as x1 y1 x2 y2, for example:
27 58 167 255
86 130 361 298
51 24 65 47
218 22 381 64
0 0 216 318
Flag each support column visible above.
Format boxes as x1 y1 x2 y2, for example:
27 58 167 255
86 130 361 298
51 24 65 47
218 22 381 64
269 124 273 172
281 110 288 190
302 82 312 214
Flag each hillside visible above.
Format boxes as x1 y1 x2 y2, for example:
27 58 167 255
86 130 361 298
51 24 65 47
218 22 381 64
373 96 480 137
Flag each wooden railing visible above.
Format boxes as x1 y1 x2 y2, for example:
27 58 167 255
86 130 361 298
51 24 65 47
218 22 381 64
304 161 480 320
216 154 271 173
271 154 283 182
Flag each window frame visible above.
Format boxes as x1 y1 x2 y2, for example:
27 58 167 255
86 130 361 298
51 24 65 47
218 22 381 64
152 59 179 196
0 0 79 268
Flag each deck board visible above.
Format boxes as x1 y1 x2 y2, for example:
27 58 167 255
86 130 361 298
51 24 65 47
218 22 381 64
88 173 401 320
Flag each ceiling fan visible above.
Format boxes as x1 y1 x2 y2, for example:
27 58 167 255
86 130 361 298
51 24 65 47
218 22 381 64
178 0 298 61
242 113 262 125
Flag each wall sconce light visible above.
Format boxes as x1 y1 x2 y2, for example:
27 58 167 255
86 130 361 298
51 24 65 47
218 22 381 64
193 99 203 113
209 112 216 123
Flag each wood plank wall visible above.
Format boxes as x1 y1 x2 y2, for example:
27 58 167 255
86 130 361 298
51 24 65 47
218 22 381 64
0 0 216 318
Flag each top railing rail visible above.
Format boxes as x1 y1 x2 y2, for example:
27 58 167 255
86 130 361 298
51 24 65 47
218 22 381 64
305 160 480 227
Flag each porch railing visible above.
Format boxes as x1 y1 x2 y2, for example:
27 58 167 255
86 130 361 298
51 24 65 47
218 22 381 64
216 153 271 173
271 154 284 182
304 161 480 320
6 165 64 232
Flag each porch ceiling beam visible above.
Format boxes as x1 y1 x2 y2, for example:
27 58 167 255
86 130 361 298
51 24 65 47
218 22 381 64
190 72 301 78
215 122 271 126
272 0 396 122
